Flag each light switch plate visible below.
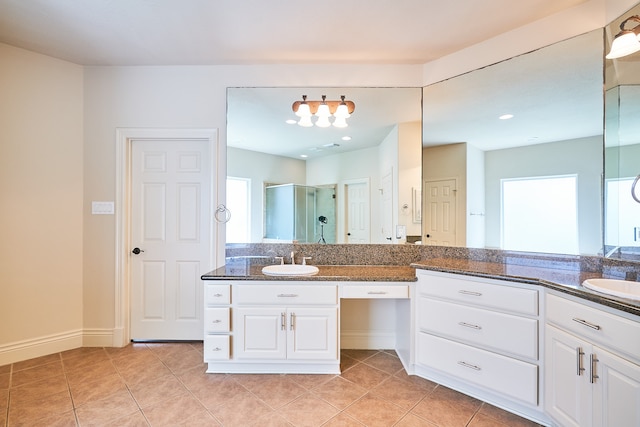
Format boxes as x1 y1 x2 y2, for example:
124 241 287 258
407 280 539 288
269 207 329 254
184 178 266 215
92 201 114 215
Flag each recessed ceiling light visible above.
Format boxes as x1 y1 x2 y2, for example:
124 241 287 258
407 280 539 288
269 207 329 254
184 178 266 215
499 114 514 120
300 154 308 158
285 119 297 125
341 136 352 141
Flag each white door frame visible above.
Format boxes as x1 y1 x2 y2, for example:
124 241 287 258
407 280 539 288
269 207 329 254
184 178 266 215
114 128 219 347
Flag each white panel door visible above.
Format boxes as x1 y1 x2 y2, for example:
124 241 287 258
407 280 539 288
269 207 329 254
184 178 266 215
130 139 211 340
234 307 287 359
423 179 456 246
593 347 640 427
287 308 338 361
345 181 370 243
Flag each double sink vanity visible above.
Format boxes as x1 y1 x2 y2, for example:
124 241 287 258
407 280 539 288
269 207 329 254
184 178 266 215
201 245 640 427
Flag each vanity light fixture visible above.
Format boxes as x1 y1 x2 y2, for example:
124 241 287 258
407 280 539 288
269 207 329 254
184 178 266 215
292 95 355 128
606 15 640 59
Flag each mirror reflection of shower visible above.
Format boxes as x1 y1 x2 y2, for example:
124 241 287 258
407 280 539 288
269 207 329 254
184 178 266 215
263 183 336 243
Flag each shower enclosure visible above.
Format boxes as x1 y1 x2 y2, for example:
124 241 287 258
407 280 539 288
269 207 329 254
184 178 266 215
264 184 336 243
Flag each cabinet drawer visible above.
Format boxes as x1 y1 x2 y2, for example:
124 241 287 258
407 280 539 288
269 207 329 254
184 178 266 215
205 284 231 305
418 332 538 405
419 298 538 360
418 273 538 315
204 335 230 361
546 293 640 363
204 308 230 333
234 285 337 305
341 284 409 299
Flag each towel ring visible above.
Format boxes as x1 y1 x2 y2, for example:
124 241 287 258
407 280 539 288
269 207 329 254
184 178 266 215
214 204 231 223
632 174 640 204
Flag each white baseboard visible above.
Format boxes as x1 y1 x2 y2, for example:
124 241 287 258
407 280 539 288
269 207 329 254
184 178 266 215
82 329 116 347
340 330 396 350
0 330 83 366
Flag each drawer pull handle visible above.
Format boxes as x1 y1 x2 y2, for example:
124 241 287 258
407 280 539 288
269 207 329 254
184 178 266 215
458 322 482 330
457 361 481 371
281 312 286 330
277 294 299 298
576 347 585 376
211 319 222 323
458 290 482 296
367 291 388 295
213 293 223 297
572 318 601 330
290 312 295 330
212 347 222 351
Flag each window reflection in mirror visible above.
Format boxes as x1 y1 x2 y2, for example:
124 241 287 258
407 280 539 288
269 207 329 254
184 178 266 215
604 2 640 261
422 29 604 255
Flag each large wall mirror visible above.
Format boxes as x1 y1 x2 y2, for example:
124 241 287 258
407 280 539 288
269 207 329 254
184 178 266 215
422 29 605 256
226 87 422 244
604 2 640 262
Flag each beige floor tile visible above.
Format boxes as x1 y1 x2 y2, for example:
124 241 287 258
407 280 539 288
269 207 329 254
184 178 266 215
312 376 367 410
344 393 407 426
128 373 188 409
362 351 405 374
245 375 307 409
341 349 379 361
0 372 9 390
475 403 542 427
145 342 193 360
10 360 64 388
370 376 430 410
410 385 482 427
394 370 439 392
339 362 390 390
322 412 366 426
10 409 77 427
190 376 248 411
75 389 139 426
160 348 206 375
211 390 273 427
116 358 172 386
339 354 359 371
65 359 118 387
285 373 334 390
8 389 73 425
250 411 294 426
105 343 153 360
101 410 149 427
278 393 339 427
394 412 438 426
69 372 127 407
9 374 68 405
12 353 61 372
62 348 109 372
0 364 10 375
141 393 211 426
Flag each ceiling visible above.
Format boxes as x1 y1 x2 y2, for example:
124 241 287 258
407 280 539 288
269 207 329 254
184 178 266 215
0 0 615 156
0 0 588 66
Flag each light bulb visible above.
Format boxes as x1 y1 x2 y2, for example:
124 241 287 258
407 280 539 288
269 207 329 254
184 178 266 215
298 116 313 127
296 102 311 117
606 31 640 58
334 103 350 118
316 103 331 118
333 116 348 128
315 115 331 127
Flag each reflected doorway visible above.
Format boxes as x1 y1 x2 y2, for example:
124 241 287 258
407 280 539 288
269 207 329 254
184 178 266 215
345 180 370 243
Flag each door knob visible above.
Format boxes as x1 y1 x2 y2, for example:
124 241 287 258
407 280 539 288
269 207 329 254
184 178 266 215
132 247 144 254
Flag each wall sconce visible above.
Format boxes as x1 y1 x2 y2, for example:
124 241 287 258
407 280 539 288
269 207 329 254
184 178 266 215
292 95 355 128
606 15 640 59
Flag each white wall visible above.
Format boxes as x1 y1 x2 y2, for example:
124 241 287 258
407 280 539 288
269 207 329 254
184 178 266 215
398 122 423 238
0 44 84 364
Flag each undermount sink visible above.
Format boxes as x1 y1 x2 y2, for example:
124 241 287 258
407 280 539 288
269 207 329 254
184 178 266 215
582 278 640 301
262 264 320 277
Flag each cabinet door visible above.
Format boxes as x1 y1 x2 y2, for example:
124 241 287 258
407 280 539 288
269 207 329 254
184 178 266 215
287 307 338 361
234 307 286 360
593 347 640 427
545 325 592 427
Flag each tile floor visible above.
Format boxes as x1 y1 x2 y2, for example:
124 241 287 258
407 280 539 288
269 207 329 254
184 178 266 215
0 343 542 426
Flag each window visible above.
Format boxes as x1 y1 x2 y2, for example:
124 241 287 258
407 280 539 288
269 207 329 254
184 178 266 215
502 175 578 254
605 177 640 247
226 177 250 243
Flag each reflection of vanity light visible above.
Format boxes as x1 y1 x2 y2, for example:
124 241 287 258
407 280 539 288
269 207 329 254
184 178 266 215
341 136 352 141
499 114 514 120
285 119 297 125
292 95 355 128
606 15 640 59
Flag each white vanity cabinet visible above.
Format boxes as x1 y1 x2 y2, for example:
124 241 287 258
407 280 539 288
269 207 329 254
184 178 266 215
414 270 545 423
203 284 232 361
545 292 640 427
205 281 340 374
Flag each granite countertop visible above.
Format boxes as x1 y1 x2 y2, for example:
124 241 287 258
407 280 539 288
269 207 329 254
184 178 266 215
201 259 417 282
411 258 640 317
